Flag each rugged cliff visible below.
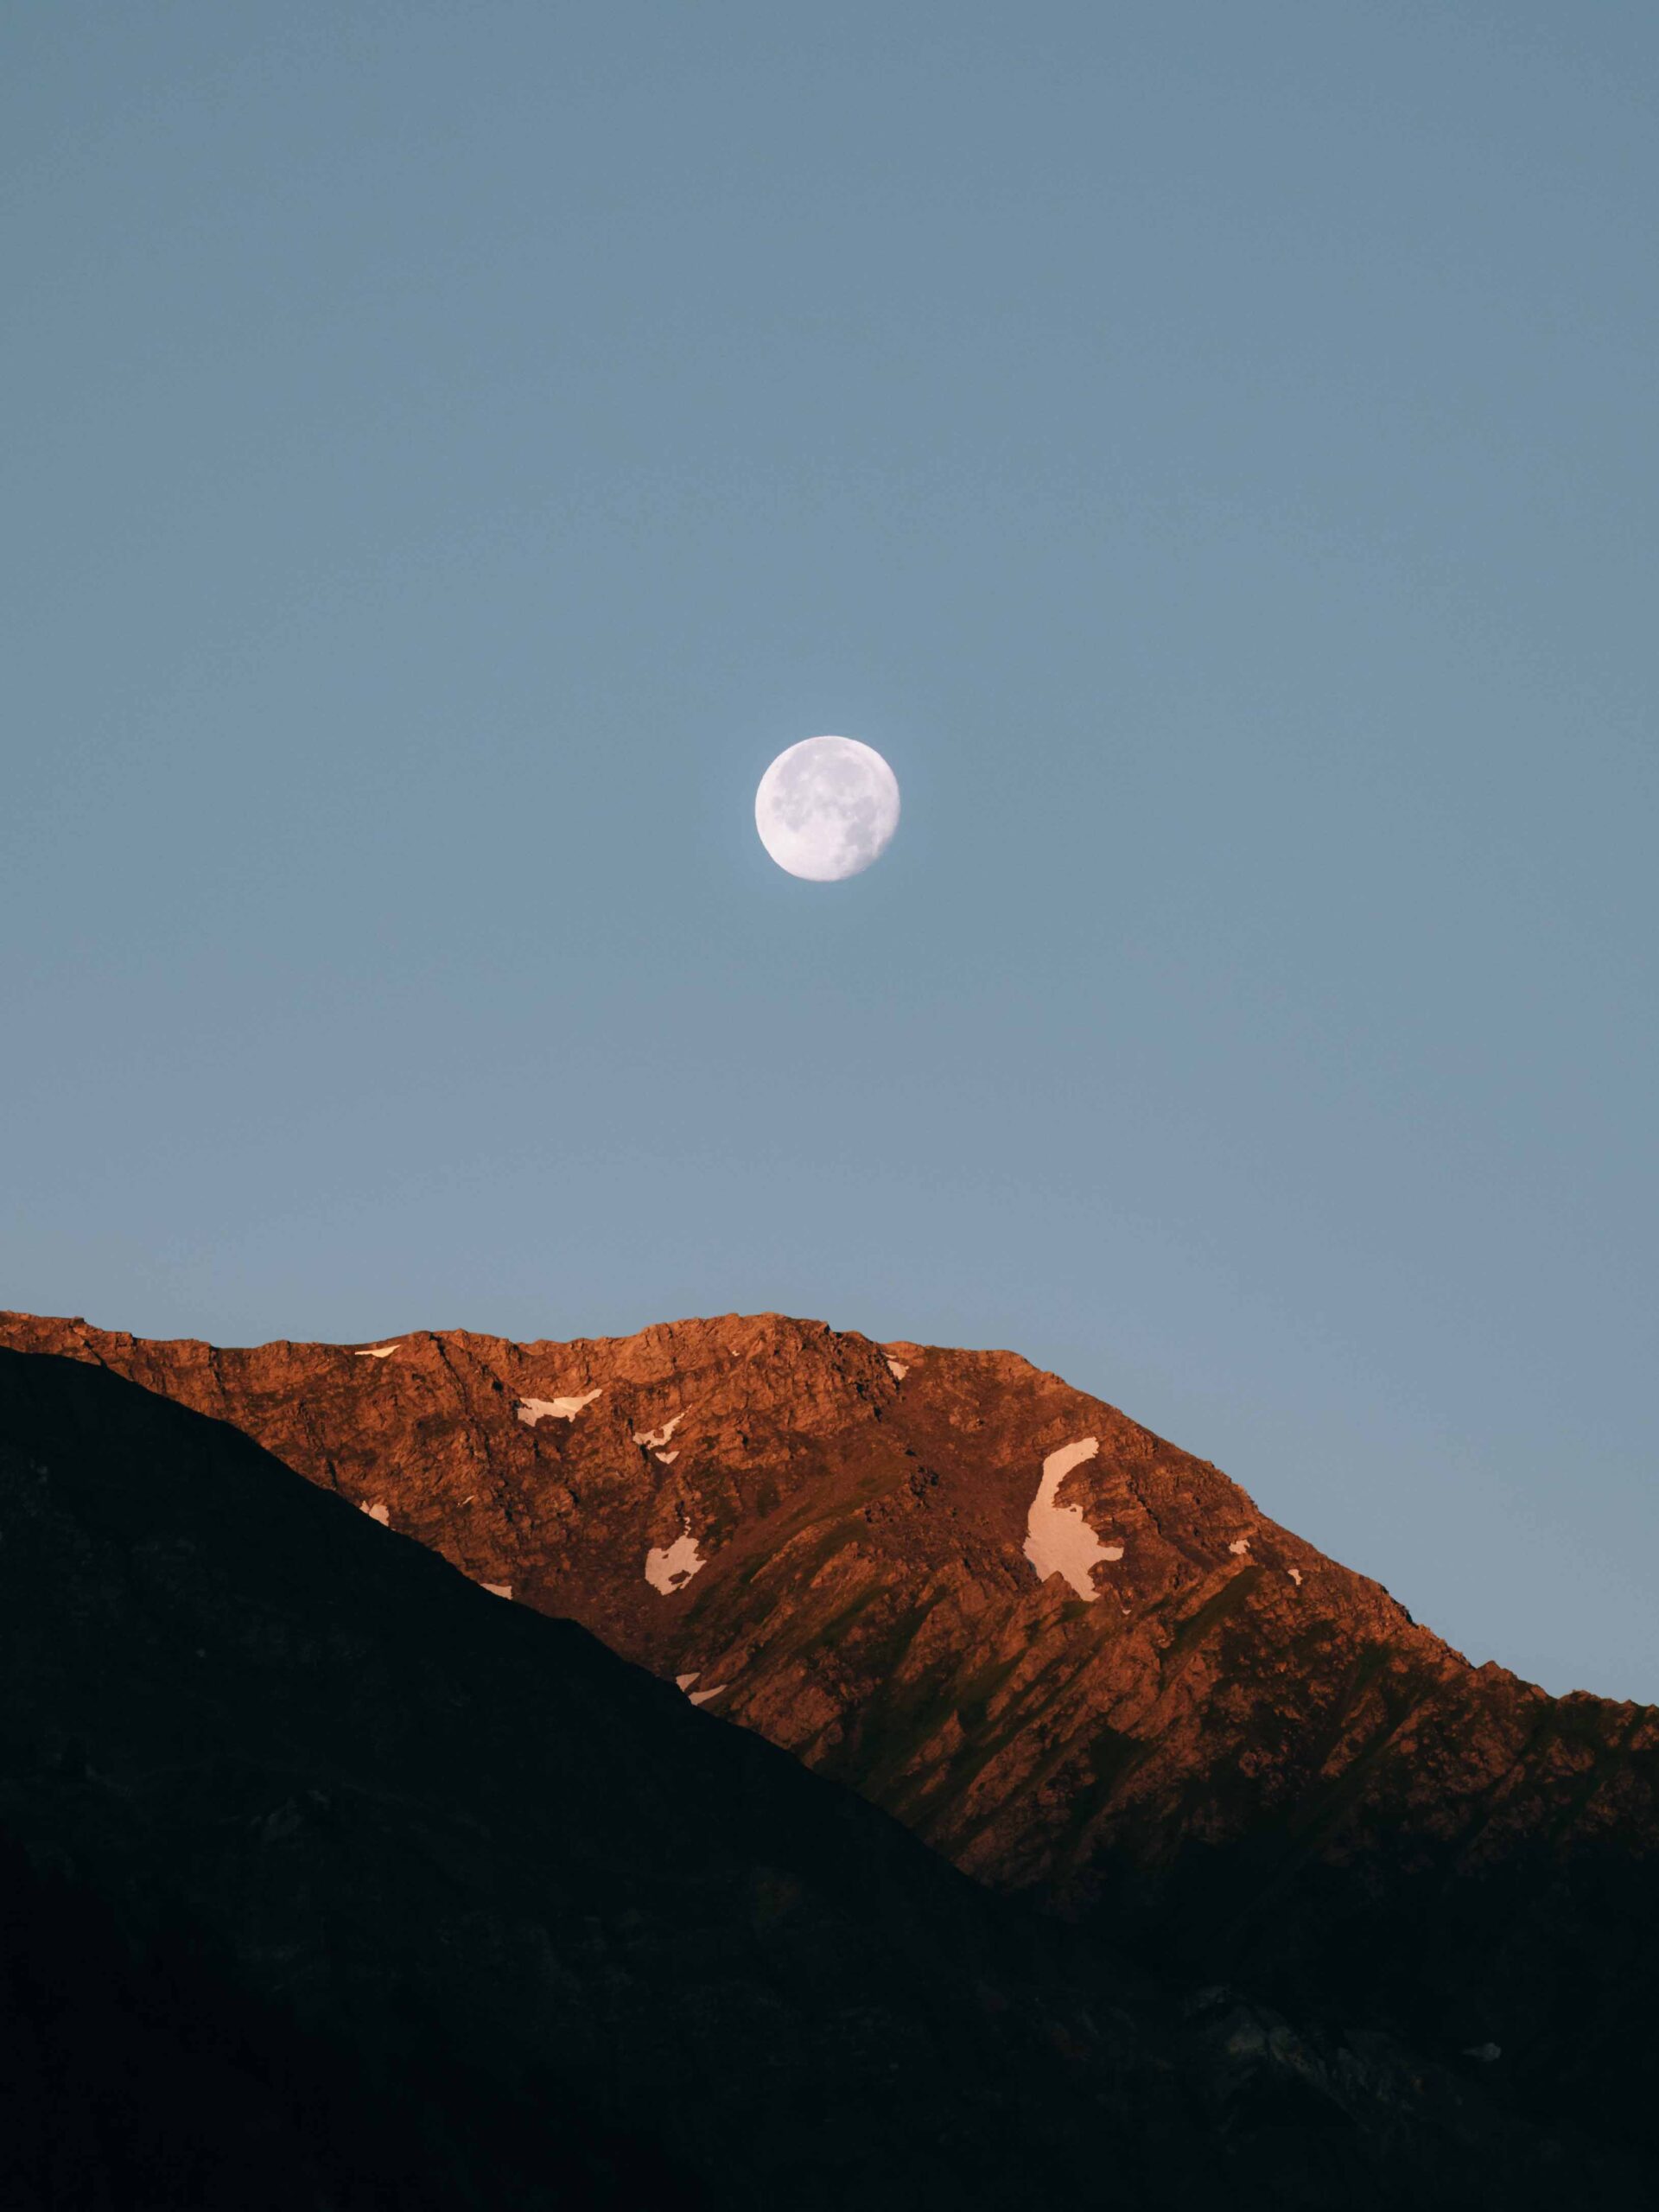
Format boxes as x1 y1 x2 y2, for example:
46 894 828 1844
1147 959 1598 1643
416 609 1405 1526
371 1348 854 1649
5 1308 1655 2166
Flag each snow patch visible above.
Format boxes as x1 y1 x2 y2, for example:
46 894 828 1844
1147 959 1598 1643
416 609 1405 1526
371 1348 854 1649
886 1357 909 1381
1287 1567 1303 1586
1023 1438 1118 1602
654 1449 680 1465
688 1684 727 1707
1463 2042 1502 2063
481 1581 512 1600
645 1529 707 1596
354 1344 401 1359
676 1673 701 1691
517 1389 601 1426
1229 1537 1252 1556
633 1412 686 1450
360 1500 390 1525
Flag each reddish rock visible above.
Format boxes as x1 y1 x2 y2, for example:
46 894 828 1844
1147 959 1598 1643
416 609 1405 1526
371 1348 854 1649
12 1344 1632 2209
6 1307 1656 2156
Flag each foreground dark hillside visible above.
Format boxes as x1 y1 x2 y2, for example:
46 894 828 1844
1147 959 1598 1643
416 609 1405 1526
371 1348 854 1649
7 1308 1656 2171
0 1347 1633 2209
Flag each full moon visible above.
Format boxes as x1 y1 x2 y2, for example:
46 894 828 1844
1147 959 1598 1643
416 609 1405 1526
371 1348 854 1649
753 735 901 882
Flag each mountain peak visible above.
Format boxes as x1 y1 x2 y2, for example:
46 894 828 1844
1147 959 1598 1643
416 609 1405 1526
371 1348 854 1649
3 1305 1656 2168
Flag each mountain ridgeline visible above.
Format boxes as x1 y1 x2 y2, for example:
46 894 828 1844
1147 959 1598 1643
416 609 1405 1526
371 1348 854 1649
3 1309 1655 2198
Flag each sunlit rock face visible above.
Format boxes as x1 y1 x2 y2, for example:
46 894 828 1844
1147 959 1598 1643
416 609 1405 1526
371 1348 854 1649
6 1305 1659 2172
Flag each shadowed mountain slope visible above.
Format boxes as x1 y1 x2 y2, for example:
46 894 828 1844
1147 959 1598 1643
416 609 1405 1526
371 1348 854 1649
4 1309 1656 2177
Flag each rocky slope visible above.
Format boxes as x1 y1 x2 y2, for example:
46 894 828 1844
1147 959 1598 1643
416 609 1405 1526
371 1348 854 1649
8 1344 1620 2210
5 1308 1656 2166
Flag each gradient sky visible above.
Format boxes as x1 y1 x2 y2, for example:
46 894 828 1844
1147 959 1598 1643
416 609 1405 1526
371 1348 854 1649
5 3 1656 1700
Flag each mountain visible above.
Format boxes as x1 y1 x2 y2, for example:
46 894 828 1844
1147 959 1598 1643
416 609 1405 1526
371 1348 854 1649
4 1308 1656 2178
9 1343 1629 2209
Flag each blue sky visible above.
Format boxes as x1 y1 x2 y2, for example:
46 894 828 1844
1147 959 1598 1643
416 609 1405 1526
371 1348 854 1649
4 3 1656 1699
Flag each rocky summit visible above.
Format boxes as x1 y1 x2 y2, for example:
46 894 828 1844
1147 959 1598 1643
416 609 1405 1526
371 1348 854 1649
4 1308 1656 2185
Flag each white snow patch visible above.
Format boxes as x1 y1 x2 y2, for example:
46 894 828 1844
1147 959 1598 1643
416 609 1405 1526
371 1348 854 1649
516 1389 601 1426
676 1673 701 1691
354 1343 401 1359
360 1500 390 1525
654 1449 680 1465
1463 2042 1502 2063
887 1357 909 1381
481 1581 512 1600
1023 1438 1118 1602
633 1412 686 1450
1229 1537 1252 1555
1287 1567 1303 1586
688 1684 728 1707
645 1529 707 1596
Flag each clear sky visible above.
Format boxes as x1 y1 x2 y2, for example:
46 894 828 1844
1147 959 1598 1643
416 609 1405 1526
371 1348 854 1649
4 3 1656 1700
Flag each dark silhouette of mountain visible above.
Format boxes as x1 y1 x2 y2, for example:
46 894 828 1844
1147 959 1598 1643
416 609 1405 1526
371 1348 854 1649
2 1315 1653 2201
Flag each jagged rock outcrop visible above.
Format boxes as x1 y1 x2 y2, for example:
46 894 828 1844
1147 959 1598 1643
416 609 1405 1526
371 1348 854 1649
5 1308 1656 2171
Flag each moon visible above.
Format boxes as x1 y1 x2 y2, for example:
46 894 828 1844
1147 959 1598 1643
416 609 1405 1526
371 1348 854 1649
753 736 901 882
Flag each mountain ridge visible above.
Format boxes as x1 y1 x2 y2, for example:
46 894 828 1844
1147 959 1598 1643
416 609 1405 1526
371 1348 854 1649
4 1306 1655 2165
9 1341 1622 2208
